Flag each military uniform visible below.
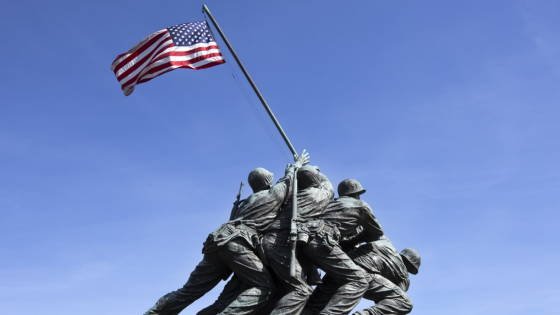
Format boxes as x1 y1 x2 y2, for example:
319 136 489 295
143 166 298 315
262 168 335 315
304 237 413 315
295 196 384 315
264 171 385 315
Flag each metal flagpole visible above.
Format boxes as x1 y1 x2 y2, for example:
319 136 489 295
202 4 297 156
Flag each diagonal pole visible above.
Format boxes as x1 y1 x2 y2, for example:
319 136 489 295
203 4 297 156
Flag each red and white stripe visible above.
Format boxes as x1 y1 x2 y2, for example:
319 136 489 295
111 28 225 96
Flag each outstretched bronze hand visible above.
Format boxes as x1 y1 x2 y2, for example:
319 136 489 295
293 149 310 169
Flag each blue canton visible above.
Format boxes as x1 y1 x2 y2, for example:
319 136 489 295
167 21 215 47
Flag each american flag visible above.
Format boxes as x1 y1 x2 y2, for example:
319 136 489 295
111 21 225 96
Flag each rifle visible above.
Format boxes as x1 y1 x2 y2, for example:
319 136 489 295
289 169 298 279
229 182 244 221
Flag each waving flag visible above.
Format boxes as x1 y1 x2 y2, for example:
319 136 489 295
111 21 225 96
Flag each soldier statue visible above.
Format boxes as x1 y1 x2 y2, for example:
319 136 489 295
303 236 421 315
261 176 384 315
143 151 310 315
260 165 335 314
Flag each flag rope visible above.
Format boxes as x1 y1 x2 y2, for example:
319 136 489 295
202 5 298 157
203 13 291 163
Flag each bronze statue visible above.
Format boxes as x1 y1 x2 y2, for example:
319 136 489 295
142 166 421 315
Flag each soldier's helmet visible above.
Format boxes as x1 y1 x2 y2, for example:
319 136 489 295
297 165 323 190
400 248 421 275
337 179 366 197
248 168 274 193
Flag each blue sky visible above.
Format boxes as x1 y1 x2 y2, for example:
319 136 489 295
1 1 559 314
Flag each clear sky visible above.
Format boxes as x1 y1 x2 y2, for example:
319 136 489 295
1 1 559 314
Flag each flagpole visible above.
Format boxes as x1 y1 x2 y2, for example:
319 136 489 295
202 4 297 156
